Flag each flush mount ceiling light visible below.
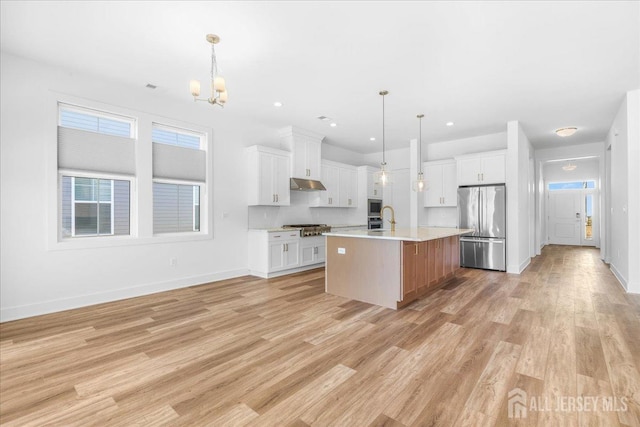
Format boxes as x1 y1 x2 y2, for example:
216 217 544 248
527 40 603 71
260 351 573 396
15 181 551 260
376 90 392 186
330 123 337 127
555 127 577 137
370 137 376 141
412 114 427 192
446 121 454 127
189 34 228 107
562 162 577 171
273 101 283 107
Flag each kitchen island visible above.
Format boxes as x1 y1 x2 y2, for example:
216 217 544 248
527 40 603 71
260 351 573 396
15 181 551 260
323 227 473 309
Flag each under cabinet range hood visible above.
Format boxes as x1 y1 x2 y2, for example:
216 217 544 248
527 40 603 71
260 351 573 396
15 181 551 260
280 126 327 191
290 177 326 191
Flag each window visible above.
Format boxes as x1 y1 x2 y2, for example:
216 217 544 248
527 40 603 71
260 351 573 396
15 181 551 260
548 180 595 191
59 104 134 137
153 183 200 233
58 103 135 240
152 123 206 235
152 124 202 149
61 176 130 237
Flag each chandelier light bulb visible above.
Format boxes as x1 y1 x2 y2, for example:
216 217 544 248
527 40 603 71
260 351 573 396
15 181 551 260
190 80 201 97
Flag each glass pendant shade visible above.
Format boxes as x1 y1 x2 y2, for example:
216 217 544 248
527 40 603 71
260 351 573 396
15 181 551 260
376 163 392 186
412 172 426 192
412 113 427 192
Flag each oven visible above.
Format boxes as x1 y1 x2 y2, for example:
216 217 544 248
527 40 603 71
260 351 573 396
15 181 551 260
368 217 382 230
367 198 383 217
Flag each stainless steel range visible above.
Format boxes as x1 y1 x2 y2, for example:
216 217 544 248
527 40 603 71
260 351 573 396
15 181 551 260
282 224 331 237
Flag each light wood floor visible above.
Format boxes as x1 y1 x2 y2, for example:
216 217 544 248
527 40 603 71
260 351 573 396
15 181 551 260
1 245 639 426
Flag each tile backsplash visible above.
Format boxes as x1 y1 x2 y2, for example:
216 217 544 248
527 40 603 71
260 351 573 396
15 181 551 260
248 191 364 228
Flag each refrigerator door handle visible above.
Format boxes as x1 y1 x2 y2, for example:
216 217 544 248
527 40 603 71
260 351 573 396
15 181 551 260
460 237 504 244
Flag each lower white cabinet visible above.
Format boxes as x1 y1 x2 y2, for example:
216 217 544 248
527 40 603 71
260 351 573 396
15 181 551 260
248 230 325 278
269 238 300 271
300 236 326 266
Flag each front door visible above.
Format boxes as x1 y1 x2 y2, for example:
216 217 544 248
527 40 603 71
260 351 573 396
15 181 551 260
548 191 582 245
547 185 598 247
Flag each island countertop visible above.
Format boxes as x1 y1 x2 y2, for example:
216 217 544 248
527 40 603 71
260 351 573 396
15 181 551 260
323 226 473 242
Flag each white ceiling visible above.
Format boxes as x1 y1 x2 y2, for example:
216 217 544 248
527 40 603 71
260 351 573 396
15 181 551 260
1 1 638 153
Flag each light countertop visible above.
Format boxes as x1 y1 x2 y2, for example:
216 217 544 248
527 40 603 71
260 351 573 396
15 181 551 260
323 227 474 242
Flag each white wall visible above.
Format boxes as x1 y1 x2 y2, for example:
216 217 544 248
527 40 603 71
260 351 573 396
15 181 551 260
506 121 533 274
0 53 274 321
607 90 640 293
425 131 507 161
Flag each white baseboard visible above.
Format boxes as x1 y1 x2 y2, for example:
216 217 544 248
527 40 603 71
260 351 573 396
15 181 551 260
610 263 628 291
248 263 325 279
0 268 249 323
507 257 531 275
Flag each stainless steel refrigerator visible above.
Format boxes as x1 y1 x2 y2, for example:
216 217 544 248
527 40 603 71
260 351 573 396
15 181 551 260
458 184 506 271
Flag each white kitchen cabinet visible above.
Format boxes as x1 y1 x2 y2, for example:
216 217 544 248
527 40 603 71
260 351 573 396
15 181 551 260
311 161 358 208
248 229 302 278
366 167 383 199
246 145 291 206
456 150 506 186
311 163 339 206
339 167 358 207
424 160 457 207
280 126 323 181
300 236 326 266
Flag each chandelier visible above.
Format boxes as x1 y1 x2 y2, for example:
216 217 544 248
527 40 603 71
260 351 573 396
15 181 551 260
189 34 228 107
412 114 426 192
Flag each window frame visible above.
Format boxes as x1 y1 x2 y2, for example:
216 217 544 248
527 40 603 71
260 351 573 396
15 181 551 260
151 122 205 150
58 103 137 139
59 170 135 242
49 93 213 251
152 178 205 236
70 176 115 237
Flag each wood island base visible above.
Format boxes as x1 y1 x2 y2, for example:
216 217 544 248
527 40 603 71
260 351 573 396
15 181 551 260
325 234 461 310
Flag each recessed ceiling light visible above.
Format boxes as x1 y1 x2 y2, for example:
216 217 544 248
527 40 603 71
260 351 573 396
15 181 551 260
446 122 454 127
370 137 376 141
330 123 337 127
273 101 283 107
555 127 577 137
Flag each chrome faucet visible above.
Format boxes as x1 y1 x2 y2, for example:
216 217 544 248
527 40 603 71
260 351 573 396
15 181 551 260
380 205 396 232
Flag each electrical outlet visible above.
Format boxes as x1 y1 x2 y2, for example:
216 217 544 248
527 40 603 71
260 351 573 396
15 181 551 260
338 248 346 254
170 257 178 267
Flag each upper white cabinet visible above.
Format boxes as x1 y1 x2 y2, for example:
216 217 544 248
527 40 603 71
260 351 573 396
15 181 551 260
311 160 358 207
339 167 358 207
279 126 323 181
423 160 457 207
456 150 506 186
356 166 383 200
365 166 383 199
246 145 291 206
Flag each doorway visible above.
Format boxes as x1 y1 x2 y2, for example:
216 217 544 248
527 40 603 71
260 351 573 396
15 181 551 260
547 181 598 247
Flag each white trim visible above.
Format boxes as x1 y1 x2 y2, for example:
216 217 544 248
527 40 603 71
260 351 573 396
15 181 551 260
610 263 628 291
249 263 325 279
0 268 249 322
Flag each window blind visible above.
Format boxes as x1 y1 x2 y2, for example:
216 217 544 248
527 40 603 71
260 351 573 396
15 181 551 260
58 127 135 175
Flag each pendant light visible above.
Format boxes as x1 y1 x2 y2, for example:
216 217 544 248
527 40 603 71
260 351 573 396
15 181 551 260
412 114 426 192
376 90 391 186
